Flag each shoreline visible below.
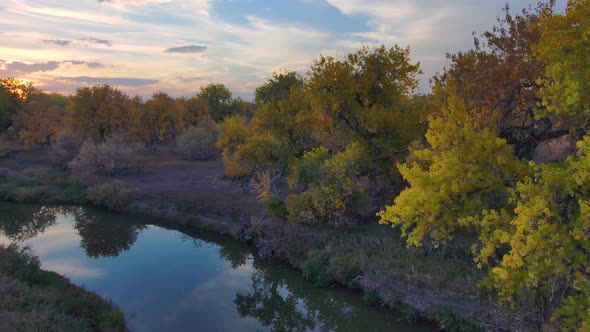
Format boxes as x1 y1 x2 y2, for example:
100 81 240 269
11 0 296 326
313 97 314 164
0 154 508 331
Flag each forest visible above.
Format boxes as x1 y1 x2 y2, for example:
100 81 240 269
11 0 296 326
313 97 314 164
1 0 589 330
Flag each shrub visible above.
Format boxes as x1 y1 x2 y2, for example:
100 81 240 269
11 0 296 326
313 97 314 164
0 133 16 158
14 186 53 203
50 133 82 169
302 249 331 287
87 181 137 210
262 197 288 218
70 133 138 179
176 120 218 160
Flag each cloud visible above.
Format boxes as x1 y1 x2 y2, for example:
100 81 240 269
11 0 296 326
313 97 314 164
64 60 105 68
0 60 106 77
43 258 104 278
4 60 62 74
59 76 159 86
164 45 207 54
80 37 112 46
42 39 72 46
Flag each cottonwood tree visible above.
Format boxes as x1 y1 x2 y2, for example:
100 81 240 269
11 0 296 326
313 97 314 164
199 83 233 122
378 83 529 251
70 85 132 142
13 92 69 147
434 1 556 158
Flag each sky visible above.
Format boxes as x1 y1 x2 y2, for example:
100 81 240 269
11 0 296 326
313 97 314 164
0 0 567 100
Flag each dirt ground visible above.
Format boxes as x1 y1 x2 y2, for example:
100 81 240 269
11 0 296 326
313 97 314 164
125 149 263 220
0 147 264 223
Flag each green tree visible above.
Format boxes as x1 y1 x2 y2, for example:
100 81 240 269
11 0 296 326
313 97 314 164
255 71 303 106
198 83 233 122
217 73 314 198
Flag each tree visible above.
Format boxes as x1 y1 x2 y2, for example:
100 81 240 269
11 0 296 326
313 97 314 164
217 72 314 199
535 0 590 130
70 85 132 142
216 115 251 178
135 92 174 151
378 83 529 251
198 83 232 122
13 92 69 147
307 45 424 196
182 95 210 126
434 2 557 158
255 71 303 106
0 78 39 130
472 135 590 329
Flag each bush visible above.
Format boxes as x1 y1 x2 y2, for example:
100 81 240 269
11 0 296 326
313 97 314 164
70 133 138 179
14 186 53 203
0 133 16 158
87 181 137 210
50 133 82 169
263 197 288 218
302 249 331 287
176 121 218 160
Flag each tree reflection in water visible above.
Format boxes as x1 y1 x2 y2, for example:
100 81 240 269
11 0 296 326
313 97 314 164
72 207 145 258
0 205 60 242
0 204 145 258
234 258 365 332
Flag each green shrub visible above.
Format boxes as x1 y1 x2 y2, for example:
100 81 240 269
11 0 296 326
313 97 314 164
14 186 52 202
302 249 330 287
362 289 382 306
263 197 288 218
87 181 137 210
434 310 481 332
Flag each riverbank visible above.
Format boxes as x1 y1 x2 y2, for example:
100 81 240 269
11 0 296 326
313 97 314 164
0 148 509 331
0 244 126 331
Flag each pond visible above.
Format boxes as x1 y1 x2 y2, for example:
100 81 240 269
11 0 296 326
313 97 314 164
0 202 436 331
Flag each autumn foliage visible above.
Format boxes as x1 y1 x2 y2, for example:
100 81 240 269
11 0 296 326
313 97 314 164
1 1 590 329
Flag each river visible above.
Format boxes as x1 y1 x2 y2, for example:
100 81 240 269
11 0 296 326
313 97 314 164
0 202 436 331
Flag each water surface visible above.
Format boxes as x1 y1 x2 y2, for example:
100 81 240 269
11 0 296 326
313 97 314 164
0 203 435 332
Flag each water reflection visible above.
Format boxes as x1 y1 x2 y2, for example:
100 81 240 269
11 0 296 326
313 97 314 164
73 208 145 258
0 203 434 332
0 205 145 258
0 205 58 241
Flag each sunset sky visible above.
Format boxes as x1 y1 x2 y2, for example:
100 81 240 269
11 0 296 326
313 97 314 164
0 0 566 99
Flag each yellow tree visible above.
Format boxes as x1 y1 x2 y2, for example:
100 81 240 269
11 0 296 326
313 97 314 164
378 83 529 251
136 92 174 151
535 0 590 130
70 85 132 142
472 136 590 329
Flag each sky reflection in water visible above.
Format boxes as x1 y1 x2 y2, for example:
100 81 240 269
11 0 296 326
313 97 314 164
0 203 435 332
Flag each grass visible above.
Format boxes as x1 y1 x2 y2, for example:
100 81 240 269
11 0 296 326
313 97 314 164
249 217 488 331
0 244 127 331
0 167 87 204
